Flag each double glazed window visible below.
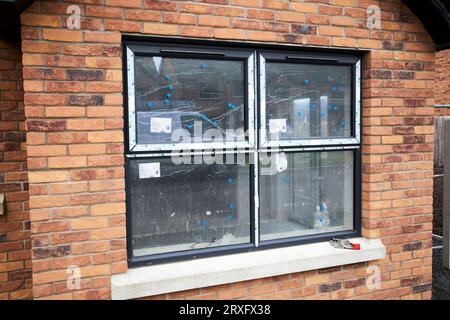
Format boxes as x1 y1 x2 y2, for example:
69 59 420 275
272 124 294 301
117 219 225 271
125 40 361 266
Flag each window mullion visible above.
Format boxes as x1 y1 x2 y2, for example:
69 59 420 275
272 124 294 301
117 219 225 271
253 150 260 247
252 51 260 248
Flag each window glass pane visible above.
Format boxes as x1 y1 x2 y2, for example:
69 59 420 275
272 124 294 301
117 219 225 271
259 151 354 241
129 157 251 256
133 56 246 145
265 63 352 141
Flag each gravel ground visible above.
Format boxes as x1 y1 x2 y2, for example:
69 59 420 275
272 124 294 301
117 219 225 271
432 237 450 300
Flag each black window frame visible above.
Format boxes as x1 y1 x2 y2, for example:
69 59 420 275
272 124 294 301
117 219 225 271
258 50 361 148
123 37 362 268
124 42 256 152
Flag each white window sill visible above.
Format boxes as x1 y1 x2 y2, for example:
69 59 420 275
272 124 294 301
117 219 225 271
111 237 386 300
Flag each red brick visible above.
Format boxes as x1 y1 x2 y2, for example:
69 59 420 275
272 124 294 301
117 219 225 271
43 29 83 42
143 23 178 36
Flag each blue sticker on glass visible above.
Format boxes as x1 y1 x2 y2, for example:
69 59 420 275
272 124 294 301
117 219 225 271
227 103 237 110
164 99 169 104
332 85 337 92
164 75 171 81
146 101 153 108
185 124 193 130
227 177 233 184
168 85 174 91
296 111 302 118
282 175 289 183
228 203 235 210
304 79 310 85
200 63 207 69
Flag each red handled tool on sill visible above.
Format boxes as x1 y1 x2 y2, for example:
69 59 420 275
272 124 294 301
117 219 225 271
329 238 361 250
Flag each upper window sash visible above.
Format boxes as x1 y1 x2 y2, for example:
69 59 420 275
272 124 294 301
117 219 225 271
126 43 257 153
258 52 361 148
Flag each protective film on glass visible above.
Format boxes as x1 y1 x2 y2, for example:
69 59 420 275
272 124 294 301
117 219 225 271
133 56 246 145
265 63 352 141
259 150 354 241
129 157 251 256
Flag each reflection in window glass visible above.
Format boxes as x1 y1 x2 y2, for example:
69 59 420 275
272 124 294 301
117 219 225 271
134 56 246 144
128 158 251 256
265 63 352 140
259 151 354 241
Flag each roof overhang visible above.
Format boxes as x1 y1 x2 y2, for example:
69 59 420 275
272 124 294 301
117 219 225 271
403 0 450 50
0 0 35 42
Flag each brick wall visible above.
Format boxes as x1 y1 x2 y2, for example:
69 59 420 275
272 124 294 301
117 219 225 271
435 49 450 109
21 0 435 300
0 40 32 300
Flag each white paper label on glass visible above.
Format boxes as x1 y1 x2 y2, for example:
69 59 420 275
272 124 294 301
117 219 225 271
150 117 172 133
269 119 287 134
275 152 288 173
139 162 160 179
153 56 162 73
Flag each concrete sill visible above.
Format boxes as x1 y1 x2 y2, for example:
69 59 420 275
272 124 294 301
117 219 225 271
111 237 386 300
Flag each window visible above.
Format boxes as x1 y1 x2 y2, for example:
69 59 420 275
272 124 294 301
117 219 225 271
127 43 255 152
259 150 354 241
125 40 361 266
259 51 360 147
128 156 252 257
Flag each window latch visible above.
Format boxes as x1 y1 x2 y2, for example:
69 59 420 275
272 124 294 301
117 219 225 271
160 49 226 57
285 55 340 63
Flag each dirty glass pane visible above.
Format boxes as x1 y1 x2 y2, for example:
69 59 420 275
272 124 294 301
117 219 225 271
129 157 251 256
265 63 352 141
259 151 354 241
133 56 246 145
